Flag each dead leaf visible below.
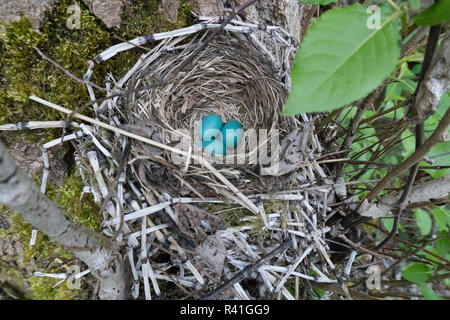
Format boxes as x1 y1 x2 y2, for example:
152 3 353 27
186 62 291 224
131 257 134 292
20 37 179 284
195 234 226 275
174 204 226 241
261 128 305 176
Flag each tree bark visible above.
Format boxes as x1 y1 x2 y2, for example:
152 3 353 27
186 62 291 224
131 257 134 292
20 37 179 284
0 141 131 299
358 174 450 218
191 0 314 44
410 27 449 124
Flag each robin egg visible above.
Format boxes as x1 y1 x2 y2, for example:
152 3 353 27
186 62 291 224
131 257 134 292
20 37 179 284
203 139 226 155
221 120 242 149
199 113 223 142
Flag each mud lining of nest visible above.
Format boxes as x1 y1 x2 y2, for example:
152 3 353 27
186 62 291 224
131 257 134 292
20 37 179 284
26 15 357 300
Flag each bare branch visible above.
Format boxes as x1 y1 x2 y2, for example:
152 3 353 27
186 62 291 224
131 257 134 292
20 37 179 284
0 141 131 299
200 240 292 300
362 105 450 205
32 46 107 92
408 27 449 123
360 174 450 219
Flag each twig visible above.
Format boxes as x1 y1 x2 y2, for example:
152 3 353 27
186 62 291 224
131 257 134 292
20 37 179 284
364 222 450 273
382 26 444 245
32 46 107 92
364 24 445 204
103 143 130 242
336 86 385 178
339 235 388 260
374 123 423 250
379 272 450 287
363 106 450 203
200 240 292 300
148 257 195 298
113 35 151 52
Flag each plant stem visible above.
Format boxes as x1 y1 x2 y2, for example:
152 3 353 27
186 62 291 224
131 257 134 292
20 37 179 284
364 106 450 202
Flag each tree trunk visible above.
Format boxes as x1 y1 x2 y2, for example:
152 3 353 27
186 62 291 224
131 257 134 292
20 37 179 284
0 141 131 300
192 0 314 44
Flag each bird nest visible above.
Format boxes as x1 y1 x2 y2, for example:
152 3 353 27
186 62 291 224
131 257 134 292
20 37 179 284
23 15 356 300
127 36 288 135
110 20 299 197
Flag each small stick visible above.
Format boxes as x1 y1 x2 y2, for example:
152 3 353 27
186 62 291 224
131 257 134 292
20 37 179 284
29 95 261 216
374 24 442 250
339 235 388 260
32 46 107 92
200 240 292 300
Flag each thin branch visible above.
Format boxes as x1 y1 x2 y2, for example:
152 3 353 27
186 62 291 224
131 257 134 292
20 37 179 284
32 46 107 92
363 106 450 203
200 240 292 300
374 123 424 250
376 25 445 250
339 235 388 260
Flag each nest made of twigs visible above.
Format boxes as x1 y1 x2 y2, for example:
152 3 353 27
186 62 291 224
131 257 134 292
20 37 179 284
126 36 288 133
63 16 344 300
111 25 297 196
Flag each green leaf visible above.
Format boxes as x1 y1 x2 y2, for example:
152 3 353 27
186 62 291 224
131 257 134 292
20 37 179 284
312 287 325 299
382 217 394 232
414 208 432 236
297 0 338 4
425 93 450 127
385 82 404 101
282 4 401 115
418 284 445 300
401 128 415 157
421 245 440 266
402 263 434 283
408 0 422 11
422 141 450 179
414 1 450 26
421 94 450 178
431 207 450 233
436 238 450 258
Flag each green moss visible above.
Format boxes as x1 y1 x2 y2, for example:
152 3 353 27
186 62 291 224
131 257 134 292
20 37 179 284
28 276 86 300
202 203 251 227
0 167 100 299
119 0 194 39
0 208 88 299
202 199 289 240
9 214 72 263
0 260 27 298
0 0 193 126
0 0 194 299
46 172 101 232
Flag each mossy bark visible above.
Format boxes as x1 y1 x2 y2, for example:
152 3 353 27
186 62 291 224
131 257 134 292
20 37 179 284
0 141 132 299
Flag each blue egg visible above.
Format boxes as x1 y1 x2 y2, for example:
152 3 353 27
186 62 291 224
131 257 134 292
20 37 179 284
203 139 226 156
199 113 223 142
198 140 213 148
221 120 242 149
